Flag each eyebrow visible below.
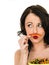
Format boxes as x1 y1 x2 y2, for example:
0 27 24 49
38 23 42 24
25 22 42 25
25 22 33 24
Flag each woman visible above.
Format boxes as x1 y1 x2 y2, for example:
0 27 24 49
15 5 49 65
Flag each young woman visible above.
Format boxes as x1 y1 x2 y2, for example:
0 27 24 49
15 5 49 65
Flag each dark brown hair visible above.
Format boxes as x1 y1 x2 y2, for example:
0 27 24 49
18 5 49 54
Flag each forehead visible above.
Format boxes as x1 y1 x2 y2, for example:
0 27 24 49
25 13 41 24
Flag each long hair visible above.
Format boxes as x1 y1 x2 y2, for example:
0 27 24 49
17 5 49 55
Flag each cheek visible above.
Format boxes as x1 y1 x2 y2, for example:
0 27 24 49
25 26 31 35
38 29 45 36
25 28 30 34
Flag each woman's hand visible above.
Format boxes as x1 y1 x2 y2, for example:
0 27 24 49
18 35 30 55
18 35 30 65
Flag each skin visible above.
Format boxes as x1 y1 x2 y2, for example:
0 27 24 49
15 13 49 65
25 13 45 45
25 13 49 61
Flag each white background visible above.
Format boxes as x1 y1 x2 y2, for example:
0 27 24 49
0 0 49 65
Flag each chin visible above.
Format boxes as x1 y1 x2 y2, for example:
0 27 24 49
31 39 40 44
33 41 39 44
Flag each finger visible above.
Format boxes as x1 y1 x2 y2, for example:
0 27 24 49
23 43 28 49
19 34 31 41
21 35 31 39
20 36 28 43
19 33 24 37
18 38 28 48
27 35 31 38
18 35 30 47
20 43 28 51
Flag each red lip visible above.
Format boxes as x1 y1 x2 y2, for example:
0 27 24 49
33 36 38 39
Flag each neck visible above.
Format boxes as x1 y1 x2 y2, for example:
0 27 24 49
31 40 46 52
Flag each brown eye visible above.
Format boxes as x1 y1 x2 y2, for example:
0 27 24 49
37 23 42 28
27 24 32 28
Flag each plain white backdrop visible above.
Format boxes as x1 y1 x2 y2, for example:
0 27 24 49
0 0 49 65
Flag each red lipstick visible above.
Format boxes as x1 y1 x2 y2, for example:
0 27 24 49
33 36 38 39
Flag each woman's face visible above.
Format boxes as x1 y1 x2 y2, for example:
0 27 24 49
25 13 45 43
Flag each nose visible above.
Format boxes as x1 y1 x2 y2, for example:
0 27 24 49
33 27 38 33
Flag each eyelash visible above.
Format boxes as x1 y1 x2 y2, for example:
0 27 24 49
37 24 42 27
27 24 42 28
27 24 32 27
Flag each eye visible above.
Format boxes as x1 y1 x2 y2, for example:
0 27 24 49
37 23 42 28
27 24 32 28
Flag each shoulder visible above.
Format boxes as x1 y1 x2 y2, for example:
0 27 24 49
15 49 21 56
14 49 21 65
15 49 21 59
